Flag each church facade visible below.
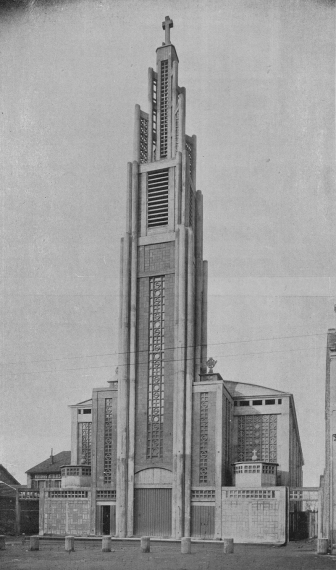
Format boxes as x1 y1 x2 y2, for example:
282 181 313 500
37 18 304 542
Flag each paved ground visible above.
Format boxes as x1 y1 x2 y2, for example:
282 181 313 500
0 537 334 570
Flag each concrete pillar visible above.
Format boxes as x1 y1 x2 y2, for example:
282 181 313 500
140 536 150 553
184 228 195 537
191 135 197 188
215 384 223 539
223 538 234 553
15 489 20 536
126 162 133 234
172 224 187 538
194 191 203 379
317 538 328 554
201 260 208 366
177 92 184 154
0 536 5 550
127 160 139 537
167 53 172 159
156 60 161 159
172 60 178 157
116 230 131 537
148 68 153 162
175 152 182 226
133 104 140 163
29 536 39 551
102 536 111 552
39 487 45 535
65 536 74 552
181 537 191 554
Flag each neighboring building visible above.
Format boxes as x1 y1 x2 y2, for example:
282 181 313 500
26 451 71 489
0 464 20 487
319 327 336 551
0 465 39 535
36 17 304 543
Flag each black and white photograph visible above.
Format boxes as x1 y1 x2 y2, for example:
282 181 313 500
0 0 335 568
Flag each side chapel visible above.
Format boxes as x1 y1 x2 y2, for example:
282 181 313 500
37 17 304 542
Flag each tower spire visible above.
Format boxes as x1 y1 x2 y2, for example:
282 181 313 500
162 15 173 45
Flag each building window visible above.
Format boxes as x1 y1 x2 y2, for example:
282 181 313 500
83 408 91 414
140 116 148 164
79 422 92 465
186 140 193 179
239 400 250 407
104 399 113 483
160 60 168 158
147 169 169 228
147 276 165 458
199 392 209 484
252 400 262 406
237 414 277 463
265 399 275 405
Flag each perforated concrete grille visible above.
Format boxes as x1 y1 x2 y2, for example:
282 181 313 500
96 490 116 500
104 398 113 483
225 489 276 499
80 422 92 466
147 169 169 228
199 392 209 484
175 107 179 152
152 76 157 159
61 466 91 476
191 489 215 501
140 117 148 164
186 140 193 178
160 60 168 157
147 276 165 458
47 490 88 498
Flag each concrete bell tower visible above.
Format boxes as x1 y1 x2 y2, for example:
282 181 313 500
116 16 208 538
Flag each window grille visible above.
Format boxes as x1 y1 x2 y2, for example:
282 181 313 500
80 422 92 465
147 169 169 228
19 490 39 499
104 399 113 483
234 464 261 474
160 60 168 158
186 140 193 179
199 392 209 483
225 489 275 499
62 466 91 477
97 490 116 500
140 117 148 164
47 490 88 499
262 465 276 474
147 276 165 458
189 187 194 227
175 107 179 152
191 489 215 501
153 76 157 159
237 414 277 463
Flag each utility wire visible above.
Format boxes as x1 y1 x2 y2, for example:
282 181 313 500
1 344 327 376
0 331 328 368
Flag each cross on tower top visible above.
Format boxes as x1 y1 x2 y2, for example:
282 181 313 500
162 16 173 45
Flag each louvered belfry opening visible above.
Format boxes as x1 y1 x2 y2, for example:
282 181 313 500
147 169 169 228
160 60 168 158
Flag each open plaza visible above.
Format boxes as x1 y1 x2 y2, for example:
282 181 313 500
1 536 335 570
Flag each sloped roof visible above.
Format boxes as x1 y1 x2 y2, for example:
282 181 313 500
0 464 21 485
69 398 92 408
26 451 71 474
223 380 288 398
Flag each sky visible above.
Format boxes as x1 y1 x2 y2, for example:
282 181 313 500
0 0 335 487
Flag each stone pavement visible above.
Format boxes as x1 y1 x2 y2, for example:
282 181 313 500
0 537 335 570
